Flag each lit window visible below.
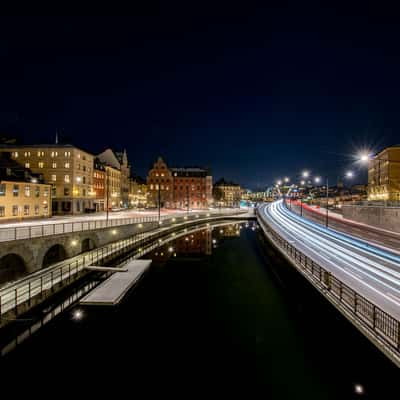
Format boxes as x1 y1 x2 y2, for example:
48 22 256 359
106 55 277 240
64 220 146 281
77 153 81 158
51 151 55 157
64 175 70 183
14 152 18 158
38 162 44 168
24 151 31 157
24 185 30 197
24 205 29 215
35 186 40 197
44 187 48 197
25 162 30 168
51 174 57 181
13 185 19 197
0 184 5 196
52 162 57 168
65 162 70 168
34 205 39 215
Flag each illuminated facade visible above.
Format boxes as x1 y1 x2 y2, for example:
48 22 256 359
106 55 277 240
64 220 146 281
0 144 94 214
368 146 400 201
213 178 241 207
147 157 212 209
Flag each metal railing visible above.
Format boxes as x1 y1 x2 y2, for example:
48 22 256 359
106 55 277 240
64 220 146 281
0 209 244 243
256 208 400 363
0 210 247 321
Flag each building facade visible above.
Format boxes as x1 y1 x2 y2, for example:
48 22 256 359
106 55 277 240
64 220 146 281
104 165 121 210
368 146 400 201
97 148 131 208
213 178 241 207
93 158 106 212
129 176 148 208
147 157 212 209
0 152 51 220
0 144 95 214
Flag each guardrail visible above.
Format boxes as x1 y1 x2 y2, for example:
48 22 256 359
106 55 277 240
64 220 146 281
0 210 247 322
0 209 245 243
256 207 400 365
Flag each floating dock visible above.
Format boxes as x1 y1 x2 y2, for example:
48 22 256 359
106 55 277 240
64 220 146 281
80 260 151 306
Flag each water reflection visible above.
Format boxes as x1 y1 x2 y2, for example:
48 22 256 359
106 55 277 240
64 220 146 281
150 222 257 265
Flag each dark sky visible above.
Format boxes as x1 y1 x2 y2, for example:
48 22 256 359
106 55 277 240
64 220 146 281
0 4 399 188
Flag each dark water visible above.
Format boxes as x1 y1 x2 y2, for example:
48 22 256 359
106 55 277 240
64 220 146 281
0 223 398 397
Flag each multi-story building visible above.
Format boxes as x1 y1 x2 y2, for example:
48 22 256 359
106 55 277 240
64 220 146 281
104 165 121 210
97 148 131 208
0 152 51 220
93 158 106 212
147 157 212 209
129 175 148 208
368 146 400 201
213 178 241 207
0 144 95 214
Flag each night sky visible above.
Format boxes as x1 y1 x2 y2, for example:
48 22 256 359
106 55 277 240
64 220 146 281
0 4 399 188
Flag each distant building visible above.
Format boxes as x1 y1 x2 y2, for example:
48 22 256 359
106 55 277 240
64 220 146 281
0 152 51 220
368 146 400 201
97 148 131 208
213 178 241 207
147 157 212 209
129 175 148 208
0 144 94 214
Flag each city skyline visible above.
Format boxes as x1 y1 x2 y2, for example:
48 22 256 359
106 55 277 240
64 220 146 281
1 6 400 187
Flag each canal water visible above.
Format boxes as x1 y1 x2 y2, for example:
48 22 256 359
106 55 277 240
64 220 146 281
0 222 398 398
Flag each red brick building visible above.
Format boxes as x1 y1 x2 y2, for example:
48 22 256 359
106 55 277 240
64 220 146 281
147 157 212 209
93 158 106 211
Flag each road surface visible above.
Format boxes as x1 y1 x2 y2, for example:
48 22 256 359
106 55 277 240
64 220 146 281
259 200 400 320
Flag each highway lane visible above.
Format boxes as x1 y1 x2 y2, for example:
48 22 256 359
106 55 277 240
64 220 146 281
289 203 400 252
259 200 400 320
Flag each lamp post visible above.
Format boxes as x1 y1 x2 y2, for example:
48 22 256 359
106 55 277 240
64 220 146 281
105 167 109 226
158 183 161 223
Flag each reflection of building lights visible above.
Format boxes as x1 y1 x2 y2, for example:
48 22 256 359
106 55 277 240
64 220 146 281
184 216 187 220
72 309 83 321
220 230 223 234
71 240 78 246
206 213 210 217
196 215 199 218
112 229 117 235
168 247 174 252
212 239 217 244
76 176 81 183
159 220 163 225
354 384 364 395
172 218 176 222
138 223 143 228
185 237 189 241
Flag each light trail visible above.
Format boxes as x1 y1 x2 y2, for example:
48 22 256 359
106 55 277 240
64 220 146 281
259 200 400 319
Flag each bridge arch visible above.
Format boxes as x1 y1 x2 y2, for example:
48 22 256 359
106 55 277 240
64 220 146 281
42 244 67 269
81 237 96 252
0 253 27 285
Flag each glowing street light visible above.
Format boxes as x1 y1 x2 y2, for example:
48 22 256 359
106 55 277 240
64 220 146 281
345 171 354 178
300 180 305 185
314 176 321 184
359 153 370 163
302 171 309 178
276 180 282 185
284 177 290 183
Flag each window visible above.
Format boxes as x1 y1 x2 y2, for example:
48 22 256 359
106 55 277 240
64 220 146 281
24 205 29 215
51 174 57 181
37 151 44 157
13 185 19 197
24 185 30 197
52 162 57 168
83 155 86 160
83 165 86 172
64 187 70 196
83 188 86 196
34 205 40 215
83 176 86 184
77 153 81 159
150 184 154 190
51 187 56 196
65 151 71 157
12 205 18 216
0 206 4 217
25 162 30 168
38 162 44 168
14 151 18 158
44 187 49 197
35 186 40 197
65 162 70 169
24 151 31 157
64 175 70 183
0 184 5 196
43 204 48 215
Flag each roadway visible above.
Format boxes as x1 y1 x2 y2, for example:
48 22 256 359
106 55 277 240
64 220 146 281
259 200 400 320
289 201 400 253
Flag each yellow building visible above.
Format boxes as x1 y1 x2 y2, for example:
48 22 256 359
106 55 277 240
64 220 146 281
0 152 51 220
104 165 121 210
368 146 400 201
213 178 241 207
129 176 148 208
